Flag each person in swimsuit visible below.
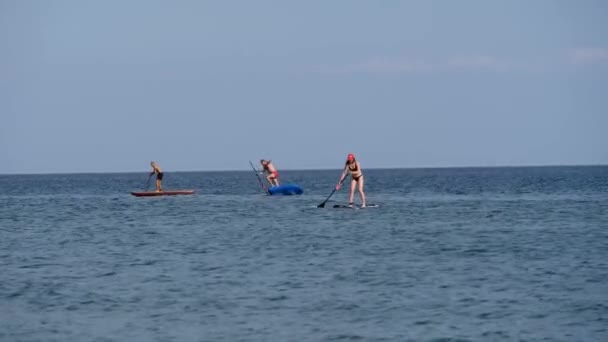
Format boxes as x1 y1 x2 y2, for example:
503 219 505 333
149 161 164 192
260 159 280 187
336 153 366 208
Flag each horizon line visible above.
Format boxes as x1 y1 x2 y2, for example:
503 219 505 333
0 163 606 176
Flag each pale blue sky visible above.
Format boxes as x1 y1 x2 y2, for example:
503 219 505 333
1 0 607 174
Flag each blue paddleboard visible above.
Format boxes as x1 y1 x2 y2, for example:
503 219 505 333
268 184 304 195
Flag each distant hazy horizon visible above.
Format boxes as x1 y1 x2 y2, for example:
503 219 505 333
1 162 606 176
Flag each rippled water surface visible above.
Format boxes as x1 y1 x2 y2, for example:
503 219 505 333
1 166 607 341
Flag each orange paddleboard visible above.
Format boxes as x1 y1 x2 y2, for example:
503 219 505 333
130 190 195 197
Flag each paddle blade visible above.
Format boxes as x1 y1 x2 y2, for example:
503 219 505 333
317 188 337 208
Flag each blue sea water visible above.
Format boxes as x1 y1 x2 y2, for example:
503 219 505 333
1 166 607 341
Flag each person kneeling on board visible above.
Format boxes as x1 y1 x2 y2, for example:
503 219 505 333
149 161 164 192
260 159 280 187
336 153 366 208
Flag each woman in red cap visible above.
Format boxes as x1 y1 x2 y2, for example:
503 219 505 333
336 153 366 208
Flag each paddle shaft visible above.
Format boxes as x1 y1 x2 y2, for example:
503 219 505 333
145 174 152 190
317 188 337 208
249 161 270 194
317 174 349 208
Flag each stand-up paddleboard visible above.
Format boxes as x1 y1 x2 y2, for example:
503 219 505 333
332 203 379 209
268 184 304 195
131 190 195 197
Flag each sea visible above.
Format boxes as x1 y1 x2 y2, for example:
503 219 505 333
1 166 607 341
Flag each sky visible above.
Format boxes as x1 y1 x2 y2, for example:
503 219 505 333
1 0 607 174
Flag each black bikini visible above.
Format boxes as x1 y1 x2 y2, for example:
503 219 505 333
348 162 363 181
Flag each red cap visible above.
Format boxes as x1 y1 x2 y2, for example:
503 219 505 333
347 153 355 161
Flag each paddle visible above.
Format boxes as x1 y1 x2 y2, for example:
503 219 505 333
317 174 349 208
144 174 152 191
249 161 270 195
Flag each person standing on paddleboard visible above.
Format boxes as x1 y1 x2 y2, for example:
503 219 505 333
336 153 366 208
260 159 280 187
149 161 164 192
